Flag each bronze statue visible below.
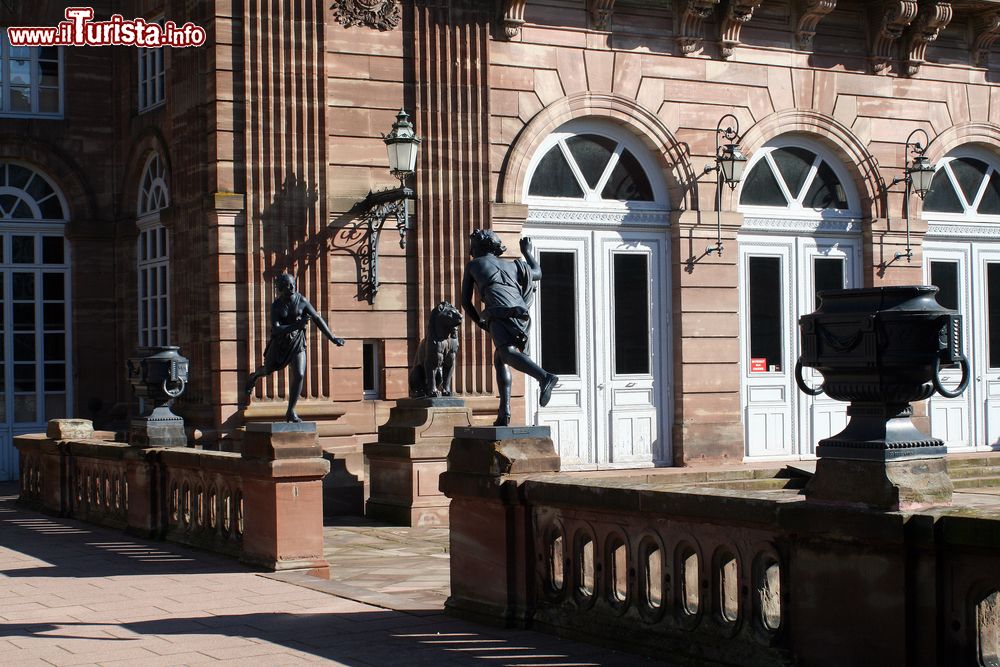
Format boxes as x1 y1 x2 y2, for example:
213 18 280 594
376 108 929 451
409 301 462 398
243 273 345 422
461 230 558 426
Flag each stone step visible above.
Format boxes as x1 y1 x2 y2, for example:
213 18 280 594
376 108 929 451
946 465 1000 479
952 476 1000 489
693 477 808 492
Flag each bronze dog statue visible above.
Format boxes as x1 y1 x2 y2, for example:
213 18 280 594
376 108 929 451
409 301 462 397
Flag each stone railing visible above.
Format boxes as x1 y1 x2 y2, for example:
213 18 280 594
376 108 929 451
441 428 1000 667
15 419 330 576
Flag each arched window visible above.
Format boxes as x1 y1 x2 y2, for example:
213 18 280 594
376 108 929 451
136 152 170 347
524 120 669 210
739 139 858 217
0 162 67 221
924 152 1000 217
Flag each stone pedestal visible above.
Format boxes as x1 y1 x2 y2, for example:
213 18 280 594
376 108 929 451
440 425 558 625
365 397 473 527
240 422 331 577
805 405 953 510
130 406 187 447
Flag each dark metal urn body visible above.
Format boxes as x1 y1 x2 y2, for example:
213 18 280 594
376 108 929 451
127 346 189 447
797 286 968 509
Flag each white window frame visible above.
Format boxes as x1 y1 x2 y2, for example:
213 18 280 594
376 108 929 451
136 153 170 347
0 34 63 118
737 136 862 223
923 146 1000 231
137 19 166 113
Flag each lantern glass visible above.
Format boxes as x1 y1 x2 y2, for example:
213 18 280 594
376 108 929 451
383 109 421 179
909 155 935 199
720 145 747 186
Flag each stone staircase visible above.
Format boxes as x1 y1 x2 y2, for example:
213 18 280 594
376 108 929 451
947 454 1000 490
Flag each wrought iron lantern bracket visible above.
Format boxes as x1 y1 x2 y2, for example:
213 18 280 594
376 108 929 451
885 128 935 264
356 185 414 304
702 114 746 257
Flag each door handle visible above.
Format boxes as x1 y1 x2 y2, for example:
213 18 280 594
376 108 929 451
626 382 636 388
597 383 606 390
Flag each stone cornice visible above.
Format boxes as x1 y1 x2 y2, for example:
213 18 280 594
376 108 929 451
720 0 764 59
589 0 615 30
973 10 1000 66
872 1 919 75
905 1 953 76
502 0 527 39
796 0 837 49
678 0 721 54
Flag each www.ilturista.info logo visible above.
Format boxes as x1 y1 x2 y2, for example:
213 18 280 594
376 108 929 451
6 7 207 48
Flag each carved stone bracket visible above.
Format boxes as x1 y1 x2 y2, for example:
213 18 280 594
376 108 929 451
871 1 919 75
589 0 616 30
973 11 1000 67
331 0 401 31
720 0 764 59
905 2 952 77
502 0 528 39
796 0 836 49
678 0 721 54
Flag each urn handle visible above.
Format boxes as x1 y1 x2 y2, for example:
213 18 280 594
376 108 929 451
162 377 187 399
932 355 970 399
794 359 824 396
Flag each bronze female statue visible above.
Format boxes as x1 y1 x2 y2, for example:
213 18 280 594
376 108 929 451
461 229 558 426
243 273 345 422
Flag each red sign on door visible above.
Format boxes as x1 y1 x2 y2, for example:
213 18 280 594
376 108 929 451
750 358 767 373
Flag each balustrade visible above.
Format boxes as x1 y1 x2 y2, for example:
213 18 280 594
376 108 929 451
14 419 329 575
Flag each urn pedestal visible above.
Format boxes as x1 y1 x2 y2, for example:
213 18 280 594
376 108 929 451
127 346 189 448
364 397 473 526
797 286 969 510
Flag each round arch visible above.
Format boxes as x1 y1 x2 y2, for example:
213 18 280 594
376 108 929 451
120 128 172 221
736 110 882 220
924 122 1000 164
500 92 696 210
0 134 96 224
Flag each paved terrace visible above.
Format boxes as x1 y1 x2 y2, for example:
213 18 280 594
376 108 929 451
0 483 659 666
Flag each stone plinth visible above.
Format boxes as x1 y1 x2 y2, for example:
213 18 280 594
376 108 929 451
239 422 330 577
440 424 558 625
365 397 473 527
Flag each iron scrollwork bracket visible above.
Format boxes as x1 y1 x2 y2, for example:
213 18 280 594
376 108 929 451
356 185 413 304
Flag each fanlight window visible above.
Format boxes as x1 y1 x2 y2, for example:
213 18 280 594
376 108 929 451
923 156 1000 216
528 134 654 202
0 163 66 220
740 146 849 212
138 153 169 216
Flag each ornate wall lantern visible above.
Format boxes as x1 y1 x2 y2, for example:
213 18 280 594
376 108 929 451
703 114 747 256
886 128 936 262
355 109 421 303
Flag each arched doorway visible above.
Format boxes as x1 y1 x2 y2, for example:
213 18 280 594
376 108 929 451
923 145 1000 450
0 162 71 481
737 136 863 459
522 119 672 469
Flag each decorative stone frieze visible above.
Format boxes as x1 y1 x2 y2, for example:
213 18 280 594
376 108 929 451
331 0 401 31
502 0 527 38
973 10 1000 67
678 0 721 54
720 0 764 59
589 0 615 30
905 1 953 77
871 1 919 75
796 0 837 49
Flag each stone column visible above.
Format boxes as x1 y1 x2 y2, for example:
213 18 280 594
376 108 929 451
439 425 559 624
365 397 474 526
240 422 331 577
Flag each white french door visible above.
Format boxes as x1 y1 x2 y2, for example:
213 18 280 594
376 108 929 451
525 228 670 469
740 234 861 459
0 231 72 481
925 241 1000 451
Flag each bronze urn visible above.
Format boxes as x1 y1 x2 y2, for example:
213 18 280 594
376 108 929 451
796 286 969 508
127 346 189 447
